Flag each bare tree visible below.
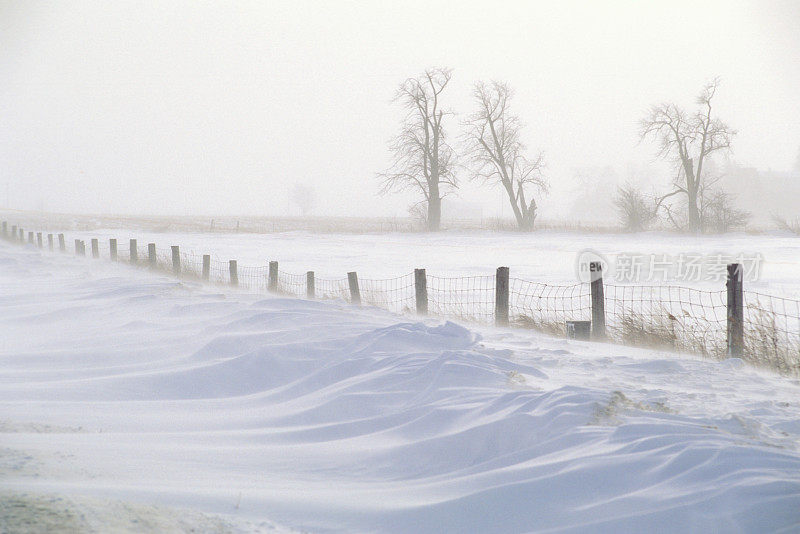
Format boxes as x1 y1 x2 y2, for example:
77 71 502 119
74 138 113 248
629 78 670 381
641 78 735 233
290 183 315 216
379 68 457 231
464 81 547 231
704 191 750 233
614 183 657 232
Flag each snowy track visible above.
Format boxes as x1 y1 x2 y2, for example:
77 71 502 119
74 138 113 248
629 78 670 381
1 242 800 532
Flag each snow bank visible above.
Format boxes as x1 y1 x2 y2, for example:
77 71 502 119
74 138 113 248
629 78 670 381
1 242 799 532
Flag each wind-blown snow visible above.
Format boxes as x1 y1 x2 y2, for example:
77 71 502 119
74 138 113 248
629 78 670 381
58 229 800 297
1 241 800 533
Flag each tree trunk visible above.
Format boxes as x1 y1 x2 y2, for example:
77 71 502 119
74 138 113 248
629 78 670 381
427 182 441 231
427 198 441 231
502 183 524 229
683 157 702 234
518 200 536 231
687 189 701 234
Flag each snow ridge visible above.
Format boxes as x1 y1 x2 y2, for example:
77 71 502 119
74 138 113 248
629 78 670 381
1 243 799 533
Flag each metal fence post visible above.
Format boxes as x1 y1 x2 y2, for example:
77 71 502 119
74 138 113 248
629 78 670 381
727 263 744 358
307 271 315 299
229 260 238 286
495 266 509 326
348 271 361 305
171 246 180 276
415 268 428 315
590 261 606 340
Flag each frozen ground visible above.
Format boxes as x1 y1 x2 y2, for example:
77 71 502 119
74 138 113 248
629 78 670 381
58 229 800 297
2 240 800 532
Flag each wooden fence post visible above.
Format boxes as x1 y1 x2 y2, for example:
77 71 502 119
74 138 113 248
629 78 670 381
48 234 53 251
171 246 180 276
348 271 361 305
129 239 137 265
268 261 278 292
202 254 210 280
28 231 34 244
91 239 99 258
590 261 606 340
1 221 6 237
229 260 238 286
306 271 315 299
109 238 117 260
36 233 42 248
58 234 65 252
148 243 156 268
495 266 509 327
727 263 744 358
415 268 428 315
74 239 80 255
10 226 16 241
19 228 24 242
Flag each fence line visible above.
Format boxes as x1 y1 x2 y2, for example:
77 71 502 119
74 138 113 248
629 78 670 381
2 221 798 376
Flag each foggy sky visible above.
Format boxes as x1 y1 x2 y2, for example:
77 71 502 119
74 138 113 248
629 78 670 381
2 0 799 218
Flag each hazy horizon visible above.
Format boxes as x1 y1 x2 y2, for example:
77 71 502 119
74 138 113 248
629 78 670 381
2 0 799 219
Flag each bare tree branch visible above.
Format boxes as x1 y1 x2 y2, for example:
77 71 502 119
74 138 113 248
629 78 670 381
640 77 736 233
463 81 547 231
377 67 457 231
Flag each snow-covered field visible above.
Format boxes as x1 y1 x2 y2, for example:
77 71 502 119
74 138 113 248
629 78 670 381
2 239 800 532
57 229 800 297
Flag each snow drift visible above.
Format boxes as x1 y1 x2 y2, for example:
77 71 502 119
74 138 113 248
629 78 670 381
1 241 799 532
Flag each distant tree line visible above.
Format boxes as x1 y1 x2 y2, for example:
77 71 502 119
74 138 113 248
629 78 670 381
379 69 760 234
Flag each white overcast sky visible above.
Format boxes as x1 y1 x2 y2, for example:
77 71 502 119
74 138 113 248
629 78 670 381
1 0 798 217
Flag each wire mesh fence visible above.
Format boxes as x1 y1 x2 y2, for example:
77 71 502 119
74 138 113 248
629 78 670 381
744 292 800 374
359 274 416 314
180 252 205 279
4 226 800 375
510 280 591 335
277 270 306 297
315 277 350 301
427 275 495 324
604 285 728 357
